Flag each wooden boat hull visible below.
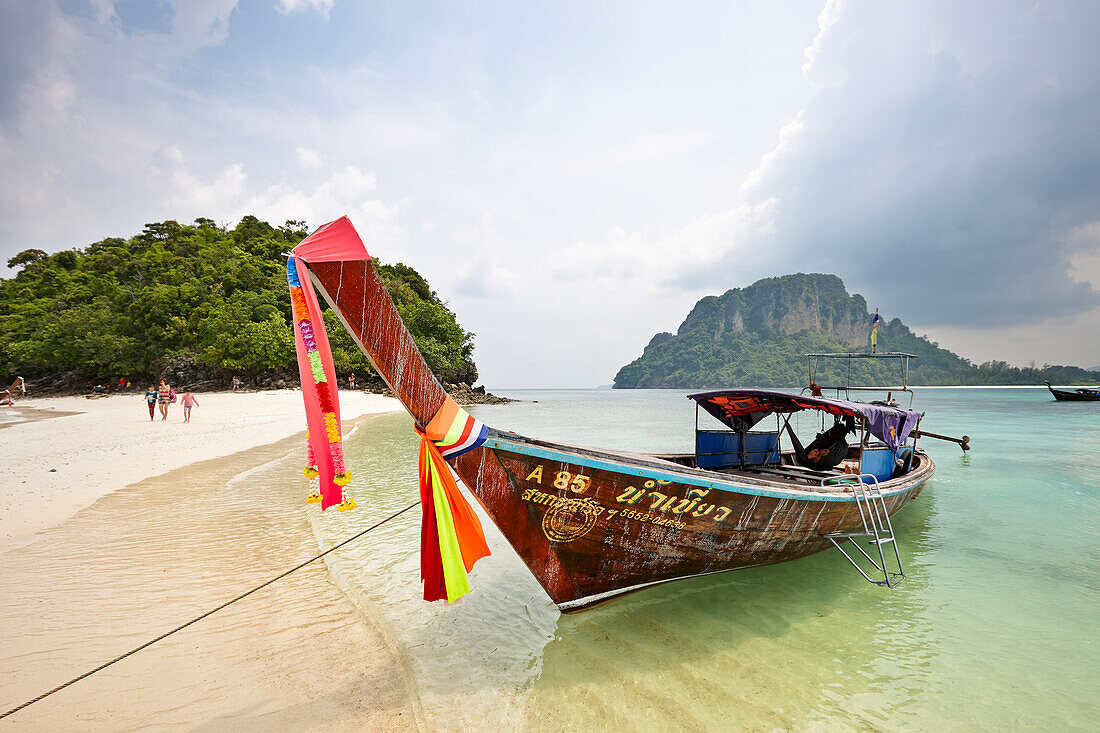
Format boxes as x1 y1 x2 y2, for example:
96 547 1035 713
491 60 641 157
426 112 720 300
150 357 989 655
305 255 933 610
1047 383 1100 401
452 437 932 609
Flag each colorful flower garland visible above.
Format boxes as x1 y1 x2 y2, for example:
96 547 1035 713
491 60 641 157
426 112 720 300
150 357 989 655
287 258 354 511
304 430 321 503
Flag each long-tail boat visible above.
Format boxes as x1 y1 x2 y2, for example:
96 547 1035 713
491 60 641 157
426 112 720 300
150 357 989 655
1045 380 1100 402
294 217 939 611
1 377 23 407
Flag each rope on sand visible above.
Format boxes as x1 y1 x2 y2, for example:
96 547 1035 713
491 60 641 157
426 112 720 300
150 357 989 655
0 501 418 721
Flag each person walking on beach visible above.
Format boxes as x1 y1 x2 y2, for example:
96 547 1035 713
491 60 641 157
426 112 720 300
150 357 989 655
157 378 173 421
180 391 199 423
144 385 157 420
232 375 241 391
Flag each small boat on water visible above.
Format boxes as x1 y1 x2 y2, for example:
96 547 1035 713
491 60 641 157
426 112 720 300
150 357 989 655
1045 380 1100 402
292 217 952 611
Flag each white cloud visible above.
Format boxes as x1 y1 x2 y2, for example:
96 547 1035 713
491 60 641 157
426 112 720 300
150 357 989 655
295 147 323 169
153 144 186 167
166 0 240 53
149 160 397 246
162 162 249 214
545 197 780 295
741 113 805 194
801 0 846 87
275 0 335 17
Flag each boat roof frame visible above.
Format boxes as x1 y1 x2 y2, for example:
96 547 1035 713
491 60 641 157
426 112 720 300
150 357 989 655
806 351 918 406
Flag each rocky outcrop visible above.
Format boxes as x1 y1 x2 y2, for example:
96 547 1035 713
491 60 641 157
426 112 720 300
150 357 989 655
159 355 230 391
645 332 675 352
445 382 513 405
614 272 1100 388
676 274 869 347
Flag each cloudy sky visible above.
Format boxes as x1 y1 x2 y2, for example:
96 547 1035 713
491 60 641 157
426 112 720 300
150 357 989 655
2 0 1098 386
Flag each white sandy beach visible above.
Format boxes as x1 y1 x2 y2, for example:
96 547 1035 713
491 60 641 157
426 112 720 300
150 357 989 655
1 389 402 552
0 389 422 730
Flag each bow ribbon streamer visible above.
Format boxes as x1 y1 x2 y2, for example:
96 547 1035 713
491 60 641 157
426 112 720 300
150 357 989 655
416 396 490 603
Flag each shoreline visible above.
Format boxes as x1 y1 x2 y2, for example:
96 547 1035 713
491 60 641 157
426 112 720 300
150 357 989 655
0 404 82 428
0 414 419 730
0 389 402 553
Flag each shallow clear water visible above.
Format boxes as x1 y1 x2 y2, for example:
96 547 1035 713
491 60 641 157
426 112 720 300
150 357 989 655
315 387 1099 731
4 388 1094 730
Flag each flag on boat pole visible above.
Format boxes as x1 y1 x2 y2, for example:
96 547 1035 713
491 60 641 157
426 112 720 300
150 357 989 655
870 309 881 353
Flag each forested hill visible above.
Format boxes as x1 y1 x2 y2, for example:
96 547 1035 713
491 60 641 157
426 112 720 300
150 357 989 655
1 217 478 390
614 273 1099 388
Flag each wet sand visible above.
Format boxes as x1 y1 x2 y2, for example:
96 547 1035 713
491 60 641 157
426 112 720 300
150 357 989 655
0 404 82 428
0 403 420 730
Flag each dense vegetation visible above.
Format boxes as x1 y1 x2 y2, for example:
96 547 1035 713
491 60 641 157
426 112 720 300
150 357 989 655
0 217 477 388
615 274 1099 388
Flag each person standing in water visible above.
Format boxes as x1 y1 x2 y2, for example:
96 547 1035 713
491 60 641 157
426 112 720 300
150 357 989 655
144 385 157 421
157 378 172 421
180 391 199 423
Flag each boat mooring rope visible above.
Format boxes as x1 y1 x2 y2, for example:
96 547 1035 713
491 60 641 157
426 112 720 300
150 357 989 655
0 501 419 721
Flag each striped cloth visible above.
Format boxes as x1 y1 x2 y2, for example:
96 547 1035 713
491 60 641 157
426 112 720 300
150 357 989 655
425 396 488 459
416 394 491 603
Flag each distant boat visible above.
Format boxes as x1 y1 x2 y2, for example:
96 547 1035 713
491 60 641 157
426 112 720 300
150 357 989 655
295 218 948 610
1045 380 1100 402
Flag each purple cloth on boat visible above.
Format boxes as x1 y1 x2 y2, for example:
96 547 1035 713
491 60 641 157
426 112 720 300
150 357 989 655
862 405 920 452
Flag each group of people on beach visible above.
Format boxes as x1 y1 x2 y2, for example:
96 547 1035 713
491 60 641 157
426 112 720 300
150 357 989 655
138 371 359 422
90 377 130 394
143 378 198 422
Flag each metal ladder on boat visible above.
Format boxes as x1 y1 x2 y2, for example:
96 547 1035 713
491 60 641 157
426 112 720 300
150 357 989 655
821 474 905 588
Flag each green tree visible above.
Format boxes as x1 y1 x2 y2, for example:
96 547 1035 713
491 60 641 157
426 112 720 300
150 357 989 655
0 217 479 387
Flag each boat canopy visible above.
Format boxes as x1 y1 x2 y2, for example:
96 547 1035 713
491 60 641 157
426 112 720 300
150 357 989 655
687 389 920 453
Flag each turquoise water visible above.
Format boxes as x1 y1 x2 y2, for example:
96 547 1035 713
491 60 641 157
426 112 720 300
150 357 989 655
306 388 1098 730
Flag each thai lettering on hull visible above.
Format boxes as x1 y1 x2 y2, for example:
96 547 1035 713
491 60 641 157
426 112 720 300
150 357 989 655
519 462 732 544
